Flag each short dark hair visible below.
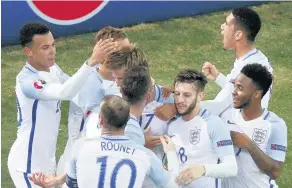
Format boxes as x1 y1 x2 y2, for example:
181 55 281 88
107 45 148 70
241 64 272 98
95 26 127 42
100 95 130 130
174 69 208 91
232 7 261 42
20 22 50 47
121 66 151 105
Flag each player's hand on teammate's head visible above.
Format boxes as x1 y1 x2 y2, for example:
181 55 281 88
29 172 57 188
144 127 162 149
160 135 176 153
88 38 118 66
155 103 177 121
202 61 220 81
230 131 251 148
162 85 174 98
176 165 206 186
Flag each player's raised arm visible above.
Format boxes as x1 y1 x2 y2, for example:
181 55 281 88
21 39 117 101
148 135 179 188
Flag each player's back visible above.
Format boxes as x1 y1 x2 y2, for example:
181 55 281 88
71 136 156 188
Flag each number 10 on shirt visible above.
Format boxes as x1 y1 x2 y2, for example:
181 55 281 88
97 156 137 188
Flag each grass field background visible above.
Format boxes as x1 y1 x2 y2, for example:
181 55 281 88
2 2 292 187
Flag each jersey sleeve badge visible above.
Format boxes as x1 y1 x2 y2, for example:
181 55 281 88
33 79 47 90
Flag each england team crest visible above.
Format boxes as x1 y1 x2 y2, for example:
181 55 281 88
189 129 201 145
252 128 267 144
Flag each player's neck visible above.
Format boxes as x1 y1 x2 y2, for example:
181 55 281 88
129 103 144 120
182 105 201 121
241 103 263 121
28 59 50 72
235 41 256 59
101 129 125 136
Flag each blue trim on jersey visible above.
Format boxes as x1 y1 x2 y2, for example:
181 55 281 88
215 158 219 188
16 95 22 127
27 99 38 173
66 175 78 188
101 137 129 141
243 49 259 61
156 84 161 102
25 66 37 73
139 116 142 126
229 79 235 84
269 178 274 188
264 112 270 120
200 109 207 117
236 148 242 156
215 178 218 188
79 117 85 132
23 173 32 188
130 114 138 122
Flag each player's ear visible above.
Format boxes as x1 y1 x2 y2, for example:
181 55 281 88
98 114 104 128
254 90 263 100
24 47 33 57
198 91 205 102
145 90 153 105
235 30 243 41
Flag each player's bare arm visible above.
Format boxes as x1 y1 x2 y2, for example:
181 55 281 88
231 131 283 179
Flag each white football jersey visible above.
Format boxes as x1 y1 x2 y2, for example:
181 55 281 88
166 109 235 188
140 101 168 159
222 109 287 188
140 101 169 188
66 136 174 188
8 63 68 173
84 83 171 141
71 69 120 136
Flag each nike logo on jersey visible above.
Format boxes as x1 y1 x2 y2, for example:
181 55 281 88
227 120 236 125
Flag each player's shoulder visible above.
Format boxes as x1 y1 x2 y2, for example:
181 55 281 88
200 109 223 123
265 111 287 129
245 50 273 69
17 64 39 82
75 137 102 151
51 63 63 72
133 143 158 159
126 116 140 128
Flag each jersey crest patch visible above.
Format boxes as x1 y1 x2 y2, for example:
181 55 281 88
252 128 267 144
189 128 201 145
33 79 46 90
